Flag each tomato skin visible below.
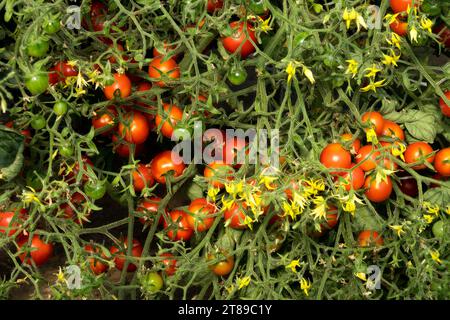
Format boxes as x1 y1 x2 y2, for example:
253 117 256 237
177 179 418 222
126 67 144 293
358 230 384 247
361 111 385 135
206 0 223 13
53 101 68 116
224 136 248 167
84 181 107 200
54 61 78 78
341 133 361 154
163 210 194 241
364 175 393 203
92 107 117 135
18 235 53 266
110 238 143 272
434 148 450 177
26 38 49 58
390 18 408 36
148 57 180 87
381 120 405 140
103 73 132 100
84 245 108 275
186 198 217 232
390 0 419 13
397 174 419 197
228 66 248 86
224 202 248 229
221 21 257 58
208 253 234 276
151 150 186 184
154 103 183 139
404 142 435 170
141 272 164 293
160 252 177 276
439 91 450 118
66 155 94 183
118 111 150 145
320 143 352 174
132 164 154 192
340 164 365 191
137 197 164 226
432 220 444 239
25 72 49 95
203 161 234 189
0 210 26 236
355 145 381 172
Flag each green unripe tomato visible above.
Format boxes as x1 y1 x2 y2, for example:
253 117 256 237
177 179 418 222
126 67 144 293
43 18 60 34
25 72 49 95
59 144 74 157
53 101 68 116
26 38 49 58
248 0 267 15
432 220 444 238
228 66 247 86
141 272 163 293
30 115 46 130
84 181 107 200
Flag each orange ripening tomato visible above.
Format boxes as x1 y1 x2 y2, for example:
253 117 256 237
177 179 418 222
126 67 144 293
221 21 257 58
132 163 154 192
320 143 352 174
361 111 385 135
92 107 117 136
154 103 183 139
390 0 419 14
163 210 193 241
339 163 365 191
110 238 143 272
160 252 177 276
206 0 224 13
439 91 450 118
186 198 217 232
390 18 408 36
103 73 132 100
148 57 180 87
358 230 384 247
381 120 405 140
150 150 186 184
355 145 381 172
137 197 164 226
203 161 234 189
404 142 435 170
17 235 54 266
434 148 450 177
364 175 393 203
341 133 361 154
84 244 109 275
208 253 234 276
117 111 150 145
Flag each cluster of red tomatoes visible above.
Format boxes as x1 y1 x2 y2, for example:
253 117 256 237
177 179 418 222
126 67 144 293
320 108 449 204
389 0 450 47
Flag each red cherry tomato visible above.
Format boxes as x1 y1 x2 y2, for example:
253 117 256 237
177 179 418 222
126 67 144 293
117 111 150 145
320 143 352 174
148 57 180 87
439 91 450 118
186 198 217 232
65 155 94 183
381 120 405 140
152 42 179 60
361 111 385 135
154 103 183 139
358 230 384 247
160 252 177 276
203 161 234 189
434 148 450 177
404 142 435 170
341 133 361 154
18 235 54 266
221 21 257 58
223 136 248 167
163 210 194 241
390 0 419 13
364 175 393 203
356 145 381 172
390 18 408 36
103 73 132 100
339 164 365 191
151 150 186 184
132 164 154 192
0 209 26 236
397 173 419 197
61 192 90 225
84 244 109 275
110 238 143 272
137 197 164 226
206 0 224 13
92 107 117 136
224 202 248 229
208 253 234 276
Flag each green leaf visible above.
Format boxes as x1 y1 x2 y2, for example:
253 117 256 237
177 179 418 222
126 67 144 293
423 187 450 209
353 206 383 231
185 180 204 201
0 126 24 181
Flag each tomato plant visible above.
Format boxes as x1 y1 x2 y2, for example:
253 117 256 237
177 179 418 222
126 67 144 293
18 235 53 266
132 164 154 192
221 21 257 58
148 57 180 87
404 142 435 170
163 210 194 241
186 198 217 232
104 73 132 100
150 150 186 184
154 103 183 139
118 111 150 145
364 175 393 203
110 238 143 272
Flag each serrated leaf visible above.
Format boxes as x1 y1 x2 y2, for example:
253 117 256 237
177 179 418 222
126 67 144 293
384 110 439 143
423 188 450 209
0 126 24 181
353 206 383 231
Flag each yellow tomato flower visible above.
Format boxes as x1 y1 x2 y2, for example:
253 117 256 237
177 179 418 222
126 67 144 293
360 79 386 92
409 26 418 43
389 224 406 238
364 64 382 79
420 16 433 33
382 50 401 67
345 59 359 78
236 276 251 290
311 196 327 220
302 65 315 84
430 250 442 264
300 277 312 296
343 8 357 29
286 62 296 83
286 259 301 273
